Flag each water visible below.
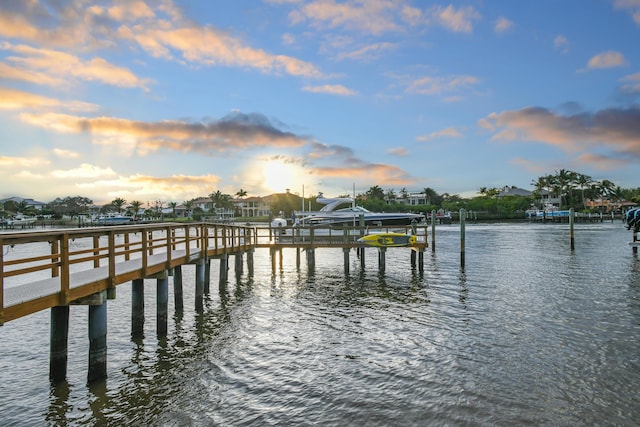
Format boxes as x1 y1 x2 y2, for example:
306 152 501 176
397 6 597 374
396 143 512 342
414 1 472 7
1 222 639 426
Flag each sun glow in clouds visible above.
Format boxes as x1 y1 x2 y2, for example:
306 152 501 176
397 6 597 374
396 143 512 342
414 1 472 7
261 157 307 193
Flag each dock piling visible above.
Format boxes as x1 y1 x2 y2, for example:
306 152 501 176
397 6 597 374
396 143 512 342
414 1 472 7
156 271 168 337
460 208 466 269
50 305 69 383
173 266 183 312
131 278 144 337
87 293 108 382
569 208 575 251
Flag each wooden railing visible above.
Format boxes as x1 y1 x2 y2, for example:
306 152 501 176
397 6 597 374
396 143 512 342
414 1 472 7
0 222 255 324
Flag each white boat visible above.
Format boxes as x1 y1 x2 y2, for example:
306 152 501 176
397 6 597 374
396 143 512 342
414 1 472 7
294 193 424 227
95 214 133 226
9 215 38 227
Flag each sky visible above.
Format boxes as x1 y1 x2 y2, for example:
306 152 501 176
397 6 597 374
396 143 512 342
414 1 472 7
1 0 640 207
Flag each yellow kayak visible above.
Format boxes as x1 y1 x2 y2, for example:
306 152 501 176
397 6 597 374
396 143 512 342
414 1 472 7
357 233 417 247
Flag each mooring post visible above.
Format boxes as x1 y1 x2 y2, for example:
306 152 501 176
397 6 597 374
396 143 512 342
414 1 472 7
220 254 229 286
173 265 183 312
235 252 244 275
411 249 416 268
418 249 424 272
204 258 211 294
50 305 69 383
307 248 315 271
219 254 228 287
247 250 254 275
633 228 638 254
296 248 301 270
88 293 108 382
569 208 575 251
131 278 145 337
156 270 168 338
195 258 205 313
343 248 350 274
360 247 365 269
271 248 277 274
431 209 436 252
460 208 466 269
378 247 386 273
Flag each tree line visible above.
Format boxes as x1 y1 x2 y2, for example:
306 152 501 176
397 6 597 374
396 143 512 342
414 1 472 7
2 170 638 220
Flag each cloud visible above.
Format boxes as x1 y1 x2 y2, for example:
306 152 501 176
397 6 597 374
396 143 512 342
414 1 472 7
587 51 627 69
554 35 570 53
479 106 640 165
620 72 640 93
494 17 513 33
0 87 98 112
335 42 396 62
1 43 154 90
387 147 408 156
19 110 309 155
289 0 406 35
416 127 463 142
302 84 356 96
406 75 480 97
429 5 481 33
75 173 223 203
614 0 640 25
51 163 117 179
510 157 549 173
0 2 324 79
0 155 50 167
305 141 416 186
52 148 81 158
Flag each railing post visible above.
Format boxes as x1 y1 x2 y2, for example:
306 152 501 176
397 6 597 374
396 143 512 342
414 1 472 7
60 234 70 305
107 231 116 299
93 236 100 268
142 229 148 275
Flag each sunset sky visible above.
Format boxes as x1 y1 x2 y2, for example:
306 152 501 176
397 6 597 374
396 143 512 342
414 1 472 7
1 0 639 206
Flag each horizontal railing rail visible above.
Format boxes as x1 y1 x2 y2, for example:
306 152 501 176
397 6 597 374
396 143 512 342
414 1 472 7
0 222 255 324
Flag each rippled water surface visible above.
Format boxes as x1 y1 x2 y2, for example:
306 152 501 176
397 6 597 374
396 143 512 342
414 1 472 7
1 222 639 426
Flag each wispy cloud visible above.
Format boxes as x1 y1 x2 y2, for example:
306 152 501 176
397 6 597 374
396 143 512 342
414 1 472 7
494 17 514 34
587 51 627 69
51 163 117 179
0 87 98 112
479 106 640 167
1 42 154 90
554 35 570 53
302 84 356 96
406 75 480 97
19 111 309 155
614 0 640 25
429 5 481 33
417 127 463 142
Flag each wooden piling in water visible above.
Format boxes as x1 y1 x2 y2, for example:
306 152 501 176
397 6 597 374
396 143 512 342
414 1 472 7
378 248 386 273
195 259 205 313
156 271 168 337
460 208 466 269
50 305 69 383
173 266 183 312
569 208 575 251
87 293 108 382
131 278 144 337
431 209 436 252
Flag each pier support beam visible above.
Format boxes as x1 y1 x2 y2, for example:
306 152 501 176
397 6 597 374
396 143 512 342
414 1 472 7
219 254 229 285
343 248 350 274
247 250 254 276
235 252 244 276
204 259 211 294
173 266 183 312
131 278 144 337
195 259 205 313
87 292 108 383
306 248 315 271
359 248 365 270
156 271 168 338
431 209 436 252
378 248 386 273
50 305 69 383
410 250 416 268
419 250 424 273
460 208 466 269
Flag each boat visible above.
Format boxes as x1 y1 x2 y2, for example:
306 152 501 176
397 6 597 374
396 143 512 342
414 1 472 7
8 215 38 227
294 193 424 227
357 232 417 247
95 213 133 226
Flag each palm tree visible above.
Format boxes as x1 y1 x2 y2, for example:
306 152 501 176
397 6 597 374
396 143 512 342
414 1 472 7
129 200 143 219
236 188 248 199
111 197 126 213
575 173 593 210
168 202 177 219
184 199 194 219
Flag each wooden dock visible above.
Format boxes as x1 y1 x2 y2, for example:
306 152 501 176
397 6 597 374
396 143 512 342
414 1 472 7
0 221 427 382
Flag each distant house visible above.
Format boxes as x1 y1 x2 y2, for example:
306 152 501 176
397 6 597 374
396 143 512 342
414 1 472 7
234 196 272 217
496 186 532 197
0 196 47 211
